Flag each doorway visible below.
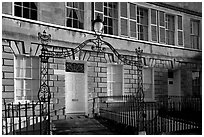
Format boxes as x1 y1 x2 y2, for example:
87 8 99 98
168 70 181 96
65 61 87 114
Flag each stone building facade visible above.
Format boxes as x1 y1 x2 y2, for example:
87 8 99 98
2 2 202 116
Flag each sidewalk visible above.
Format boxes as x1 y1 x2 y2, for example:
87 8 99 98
51 115 117 135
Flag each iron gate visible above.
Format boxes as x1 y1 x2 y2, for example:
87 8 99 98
37 30 145 134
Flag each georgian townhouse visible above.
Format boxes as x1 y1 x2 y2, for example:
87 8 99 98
2 2 202 116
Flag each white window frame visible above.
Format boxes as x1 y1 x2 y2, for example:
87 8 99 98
14 55 40 103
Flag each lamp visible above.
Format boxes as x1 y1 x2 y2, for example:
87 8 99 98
93 15 104 35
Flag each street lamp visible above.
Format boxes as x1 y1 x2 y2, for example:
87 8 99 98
92 15 104 35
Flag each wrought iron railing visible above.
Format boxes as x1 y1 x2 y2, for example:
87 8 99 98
2 101 46 135
94 95 202 135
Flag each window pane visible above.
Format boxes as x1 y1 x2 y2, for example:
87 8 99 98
16 68 24 77
95 2 103 12
151 26 157 42
130 3 136 20
178 31 183 46
25 80 31 90
113 9 118 18
113 19 118 35
108 2 112 8
32 68 39 79
67 18 72 27
73 19 79 28
15 2 22 6
112 83 123 96
73 2 78 8
31 10 37 20
178 15 182 30
79 2 84 10
14 6 22 17
166 15 174 30
120 2 127 17
25 57 31 67
151 9 157 25
143 26 148 41
108 27 113 35
66 8 71 18
25 68 31 78
108 8 113 17
15 56 23 68
160 28 165 43
23 2 30 8
194 36 199 49
32 80 39 91
32 57 39 68
104 7 107 16
16 89 23 99
73 9 78 19
31 2 37 9
113 2 117 9
23 8 29 19
167 31 174 45
121 18 128 36
16 80 24 90
130 21 137 37
108 18 113 26
67 2 72 7
26 90 32 100
193 21 199 35
159 11 165 26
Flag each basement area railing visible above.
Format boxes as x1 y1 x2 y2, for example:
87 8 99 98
93 95 202 135
2 101 47 135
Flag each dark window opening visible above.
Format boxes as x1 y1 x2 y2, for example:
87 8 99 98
168 71 174 78
14 2 37 20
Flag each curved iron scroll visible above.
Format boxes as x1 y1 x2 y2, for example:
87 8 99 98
40 36 142 66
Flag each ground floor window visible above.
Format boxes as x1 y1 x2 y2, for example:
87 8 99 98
143 68 154 100
192 71 201 97
14 55 40 103
107 64 123 96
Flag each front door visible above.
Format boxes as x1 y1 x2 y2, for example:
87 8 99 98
168 70 181 96
65 72 86 113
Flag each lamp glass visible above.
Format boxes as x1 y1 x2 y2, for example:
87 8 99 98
94 21 103 34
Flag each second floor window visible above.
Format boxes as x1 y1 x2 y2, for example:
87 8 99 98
190 19 200 49
165 14 175 45
66 2 84 29
94 2 118 35
14 2 37 20
137 7 148 41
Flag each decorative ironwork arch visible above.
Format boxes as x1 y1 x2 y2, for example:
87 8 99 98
38 31 144 134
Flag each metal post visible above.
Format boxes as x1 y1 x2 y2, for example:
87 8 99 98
38 30 51 135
